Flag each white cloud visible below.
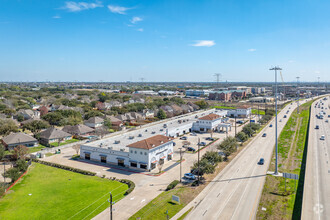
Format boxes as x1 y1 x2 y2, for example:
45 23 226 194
108 5 130 14
288 60 295 63
191 40 215 47
248 48 256 52
137 28 144 32
62 1 103 12
53 15 61 19
131 16 143 24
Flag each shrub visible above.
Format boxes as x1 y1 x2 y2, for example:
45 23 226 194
16 159 28 172
119 179 135 195
31 159 96 176
3 167 21 183
166 180 180 191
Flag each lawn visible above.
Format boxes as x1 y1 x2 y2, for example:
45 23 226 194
129 187 188 220
28 145 47 153
49 138 80 147
213 105 236 109
251 109 265 115
0 163 128 220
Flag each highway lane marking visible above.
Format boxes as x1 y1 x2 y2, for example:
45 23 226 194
202 210 208 216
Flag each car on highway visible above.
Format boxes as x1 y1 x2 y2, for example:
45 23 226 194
180 136 187 140
279 119 282 122
320 135 325 140
269 124 273 127
326 119 329 123
315 125 319 129
184 173 196 180
258 158 265 165
284 115 287 118
262 133 267 137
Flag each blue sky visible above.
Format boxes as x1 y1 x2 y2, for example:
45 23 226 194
0 0 330 82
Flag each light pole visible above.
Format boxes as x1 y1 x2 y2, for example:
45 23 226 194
270 66 282 175
296 77 300 114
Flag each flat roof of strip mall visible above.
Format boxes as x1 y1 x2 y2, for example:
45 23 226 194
83 109 226 151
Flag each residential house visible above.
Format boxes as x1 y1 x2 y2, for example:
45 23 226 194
160 105 174 118
106 115 124 128
170 104 183 116
2 132 38 150
142 109 155 118
39 106 50 117
17 109 40 120
62 124 94 136
38 127 72 145
84 116 104 128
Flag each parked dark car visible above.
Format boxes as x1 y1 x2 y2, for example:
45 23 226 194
187 147 196 152
180 136 187 140
199 142 206 146
315 125 319 129
184 173 196 180
205 137 214 141
262 133 267 137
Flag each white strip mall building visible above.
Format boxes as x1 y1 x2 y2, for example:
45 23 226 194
80 109 227 171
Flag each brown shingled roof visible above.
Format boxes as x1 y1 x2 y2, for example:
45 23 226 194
199 113 221 121
127 135 173 150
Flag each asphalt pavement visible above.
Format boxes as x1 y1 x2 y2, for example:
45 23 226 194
302 95 330 220
173 99 311 220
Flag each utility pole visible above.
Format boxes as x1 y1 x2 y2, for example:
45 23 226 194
234 116 237 137
257 104 260 124
296 77 300 114
179 148 183 183
197 138 200 185
109 192 113 220
270 66 282 175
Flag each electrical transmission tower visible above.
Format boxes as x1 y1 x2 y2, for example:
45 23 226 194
214 73 221 89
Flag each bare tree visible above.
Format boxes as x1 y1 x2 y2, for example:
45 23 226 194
72 144 80 155
158 161 164 173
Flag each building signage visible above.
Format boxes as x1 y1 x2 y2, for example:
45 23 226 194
283 172 299 180
172 195 180 204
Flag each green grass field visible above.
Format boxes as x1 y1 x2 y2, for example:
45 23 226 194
0 163 128 220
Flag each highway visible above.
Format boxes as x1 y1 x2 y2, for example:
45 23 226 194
173 99 309 220
302 96 330 220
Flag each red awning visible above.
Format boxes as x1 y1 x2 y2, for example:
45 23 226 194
151 160 158 164
168 152 173 155
160 156 166 159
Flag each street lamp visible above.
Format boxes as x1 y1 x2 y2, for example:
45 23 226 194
270 66 282 175
179 148 184 182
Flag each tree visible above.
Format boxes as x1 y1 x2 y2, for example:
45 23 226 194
3 167 21 183
250 123 260 132
158 161 164 173
17 114 24 122
16 159 28 172
242 126 254 137
236 132 248 142
104 118 112 129
84 110 103 120
217 136 237 159
194 100 209 109
42 112 62 125
0 144 5 161
157 109 167 120
0 119 18 135
13 145 29 160
22 120 50 135
72 144 80 155
201 151 222 165
191 159 215 176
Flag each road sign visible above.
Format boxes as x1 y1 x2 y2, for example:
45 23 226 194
283 172 299 180
172 195 180 204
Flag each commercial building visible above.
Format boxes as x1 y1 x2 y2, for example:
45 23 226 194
227 107 251 118
192 112 228 133
208 91 232 102
186 90 211 97
80 135 174 171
